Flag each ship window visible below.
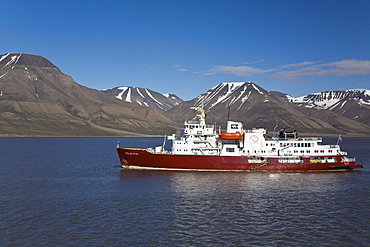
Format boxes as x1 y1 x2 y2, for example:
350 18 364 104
320 150 324 153
329 150 332 153
314 150 318 153
226 148 235 152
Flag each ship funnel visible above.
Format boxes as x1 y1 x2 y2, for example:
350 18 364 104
226 121 243 133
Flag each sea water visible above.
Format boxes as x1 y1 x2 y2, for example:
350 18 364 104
0 137 369 246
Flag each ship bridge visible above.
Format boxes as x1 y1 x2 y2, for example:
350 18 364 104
183 120 215 136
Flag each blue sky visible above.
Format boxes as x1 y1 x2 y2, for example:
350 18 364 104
2 0 369 100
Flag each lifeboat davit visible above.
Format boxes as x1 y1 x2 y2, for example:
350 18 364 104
219 132 243 140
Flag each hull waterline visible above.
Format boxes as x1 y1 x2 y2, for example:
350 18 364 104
117 148 361 172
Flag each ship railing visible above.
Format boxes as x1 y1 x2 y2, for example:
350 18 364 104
186 120 200 124
267 137 322 141
147 147 170 154
186 120 214 128
342 157 356 162
329 145 339 148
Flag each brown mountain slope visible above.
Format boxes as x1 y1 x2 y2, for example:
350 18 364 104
164 82 370 136
270 90 370 128
0 53 180 136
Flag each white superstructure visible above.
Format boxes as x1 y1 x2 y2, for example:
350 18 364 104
165 105 347 160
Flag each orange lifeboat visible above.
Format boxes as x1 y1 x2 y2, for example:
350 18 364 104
219 132 243 140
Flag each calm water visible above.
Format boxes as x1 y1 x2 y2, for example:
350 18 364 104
0 137 369 246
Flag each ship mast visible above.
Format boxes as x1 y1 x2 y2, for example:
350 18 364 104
190 103 206 125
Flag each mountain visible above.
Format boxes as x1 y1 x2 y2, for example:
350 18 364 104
0 53 180 136
164 82 370 136
279 90 370 127
2 52 369 137
102 86 183 112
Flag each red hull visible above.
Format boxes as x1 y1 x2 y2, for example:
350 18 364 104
117 148 361 172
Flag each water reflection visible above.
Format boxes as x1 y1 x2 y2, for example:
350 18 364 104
139 171 368 245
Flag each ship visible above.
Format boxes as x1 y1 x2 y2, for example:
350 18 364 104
117 105 362 172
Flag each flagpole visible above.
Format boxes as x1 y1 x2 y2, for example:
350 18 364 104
336 135 342 145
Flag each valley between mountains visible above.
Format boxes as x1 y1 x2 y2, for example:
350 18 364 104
1 53 370 136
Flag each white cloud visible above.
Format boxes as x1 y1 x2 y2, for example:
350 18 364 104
174 64 188 72
280 61 322 68
202 65 276 76
272 59 370 81
242 59 265 65
197 59 370 82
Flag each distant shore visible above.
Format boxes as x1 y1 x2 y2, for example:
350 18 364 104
1 133 370 137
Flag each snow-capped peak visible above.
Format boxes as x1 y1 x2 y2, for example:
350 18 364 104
1 53 22 69
287 89 370 109
195 81 266 110
102 86 183 111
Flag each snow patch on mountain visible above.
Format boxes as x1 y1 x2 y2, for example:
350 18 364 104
136 88 145 98
0 71 8 79
287 89 370 110
2 54 22 69
252 83 264 94
125 88 132 102
195 82 267 110
163 93 180 100
116 87 128 100
200 82 246 109
359 99 370 106
145 88 162 105
0 53 10 63
102 86 183 111
339 101 347 109
238 91 252 110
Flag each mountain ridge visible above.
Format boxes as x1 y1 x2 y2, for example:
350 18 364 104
164 82 370 136
0 53 180 136
1 53 369 136
279 89 370 127
102 86 183 112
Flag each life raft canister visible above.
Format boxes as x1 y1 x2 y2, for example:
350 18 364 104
218 132 243 140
